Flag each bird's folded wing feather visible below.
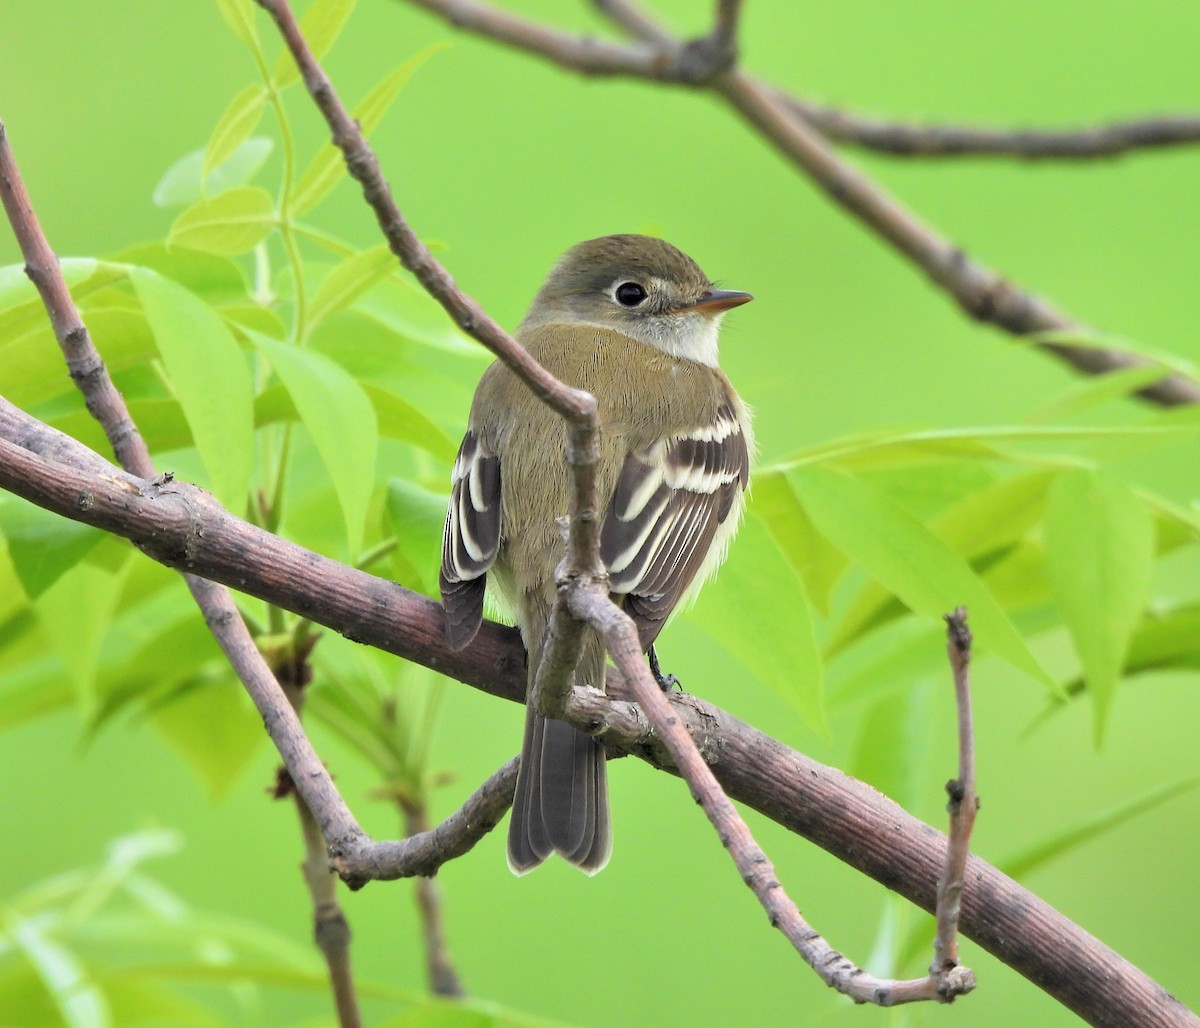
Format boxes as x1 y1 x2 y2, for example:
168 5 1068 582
600 402 749 647
439 430 501 650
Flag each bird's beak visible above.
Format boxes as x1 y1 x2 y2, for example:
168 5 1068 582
687 289 754 314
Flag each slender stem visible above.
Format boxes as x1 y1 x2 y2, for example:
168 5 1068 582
296 788 363 1027
934 607 980 976
401 800 465 997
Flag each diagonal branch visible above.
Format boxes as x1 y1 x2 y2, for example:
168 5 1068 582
0 417 1192 1026
396 0 1200 408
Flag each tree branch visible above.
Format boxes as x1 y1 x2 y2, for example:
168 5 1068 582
396 0 1200 408
780 101 1200 160
0 411 1192 1027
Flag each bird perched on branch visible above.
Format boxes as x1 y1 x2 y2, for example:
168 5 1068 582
440 234 753 874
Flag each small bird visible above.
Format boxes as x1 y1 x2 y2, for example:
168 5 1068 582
439 234 753 874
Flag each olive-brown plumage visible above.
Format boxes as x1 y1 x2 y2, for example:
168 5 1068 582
440 235 753 874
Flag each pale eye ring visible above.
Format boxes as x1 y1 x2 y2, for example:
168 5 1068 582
614 281 647 307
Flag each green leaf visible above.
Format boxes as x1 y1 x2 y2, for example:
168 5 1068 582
214 0 258 48
686 510 826 733
748 471 848 616
1001 775 1200 880
827 620 946 713
849 682 936 810
0 259 120 349
168 186 276 255
0 500 106 599
291 44 445 216
112 245 248 303
828 470 1055 654
771 423 1200 473
3 912 110 1027
364 383 456 463
386 479 450 596
272 0 358 88
308 244 397 333
35 562 129 715
250 332 378 555
154 139 274 208
203 84 266 178
148 675 265 798
131 269 255 509
898 775 1200 970
353 273 479 355
1045 469 1155 743
1123 602 1200 676
1027 365 1170 423
0 656 76 734
792 466 1057 692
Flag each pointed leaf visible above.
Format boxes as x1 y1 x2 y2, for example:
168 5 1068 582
131 269 255 509
148 675 265 798
4 913 110 1028
0 500 105 599
203 84 267 178
308 244 397 332
849 683 936 811
1028 365 1169 423
353 274 479 355
749 471 848 616
364 383 456 463
898 776 1200 969
250 332 377 555
828 470 1055 653
214 0 259 48
386 479 450 596
291 45 444 216
154 139 274 209
686 510 826 732
168 186 275 255
772 423 1200 472
1124 602 1200 676
35 562 128 715
1045 469 1155 743
792 467 1057 691
1001 776 1200 880
272 0 358 88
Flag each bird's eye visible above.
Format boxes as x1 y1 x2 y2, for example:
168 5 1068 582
614 282 647 307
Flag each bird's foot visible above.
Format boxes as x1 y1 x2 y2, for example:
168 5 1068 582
647 644 681 692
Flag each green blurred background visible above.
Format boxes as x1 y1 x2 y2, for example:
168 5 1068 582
2 1 1199 1025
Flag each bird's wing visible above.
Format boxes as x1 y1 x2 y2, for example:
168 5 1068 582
600 401 749 648
439 430 502 650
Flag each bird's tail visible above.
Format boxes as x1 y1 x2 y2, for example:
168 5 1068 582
507 616 611 875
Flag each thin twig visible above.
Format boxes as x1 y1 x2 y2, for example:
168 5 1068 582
333 759 520 888
935 608 979 977
292 780 363 1027
400 800 466 997
274 646 363 1028
399 0 1200 408
0 420 1194 1026
780 100 1200 160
